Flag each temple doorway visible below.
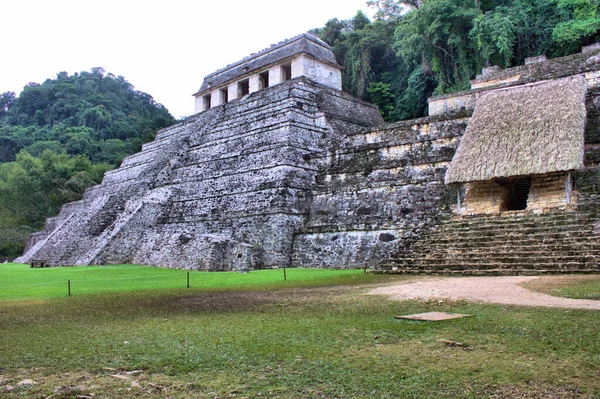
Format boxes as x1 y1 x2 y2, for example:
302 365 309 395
496 177 531 211
509 178 531 210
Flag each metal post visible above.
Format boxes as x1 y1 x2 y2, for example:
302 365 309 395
68 280 71 296
565 173 572 204
283 268 287 281
187 271 190 288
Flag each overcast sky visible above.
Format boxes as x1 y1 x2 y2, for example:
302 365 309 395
1 0 373 119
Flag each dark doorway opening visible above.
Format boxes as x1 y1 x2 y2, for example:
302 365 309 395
220 88 228 104
508 177 531 210
259 71 269 89
238 79 250 97
495 177 532 211
281 64 292 81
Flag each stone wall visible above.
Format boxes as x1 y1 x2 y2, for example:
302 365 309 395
429 44 600 117
528 173 572 211
461 180 508 214
291 116 468 269
459 173 573 215
17 44 600 273
18 78 383 269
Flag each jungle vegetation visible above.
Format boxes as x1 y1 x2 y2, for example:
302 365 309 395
312 0 600 120
0 68 175 258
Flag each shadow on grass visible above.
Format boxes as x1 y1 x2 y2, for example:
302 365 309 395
0 284 360 327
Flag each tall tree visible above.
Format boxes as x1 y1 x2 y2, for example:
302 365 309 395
0 68 175 258
1 68 175 165
395 0 480 94
0 92 16 119
553 0 600 51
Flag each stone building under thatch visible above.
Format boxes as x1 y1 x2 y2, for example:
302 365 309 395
16 37 600 274
445 75 587 214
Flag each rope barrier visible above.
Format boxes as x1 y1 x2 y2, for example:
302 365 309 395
0 272 186 289
73 273 180 283
0 281 65 288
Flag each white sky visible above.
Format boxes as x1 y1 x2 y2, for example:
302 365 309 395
1 1 373 119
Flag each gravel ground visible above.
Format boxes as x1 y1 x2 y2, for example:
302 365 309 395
369 276 600 309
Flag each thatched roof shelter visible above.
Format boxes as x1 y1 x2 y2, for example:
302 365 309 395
445 75 587 184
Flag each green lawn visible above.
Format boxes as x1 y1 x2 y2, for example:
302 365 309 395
521 274 600 300
1 264 599 398
0 263 381 300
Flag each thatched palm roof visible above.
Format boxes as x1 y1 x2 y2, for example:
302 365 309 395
445 75 587 184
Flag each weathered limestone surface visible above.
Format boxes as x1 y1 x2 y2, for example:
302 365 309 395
291 116 467 268
18 78 383 270
16 41 600 274
194 34 342 113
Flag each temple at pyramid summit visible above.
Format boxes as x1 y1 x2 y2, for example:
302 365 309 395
17 34 600 274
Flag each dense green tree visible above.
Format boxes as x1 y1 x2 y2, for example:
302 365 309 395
0 68 175 258
323 0 599 120
471 0 566 68
395 0 480 94
0 125 35 162
1 68 175 165
392 67 437 120
367 82 397 118
553 0 600 51
0 151 110 258
313 12 409 119
0 92 16 119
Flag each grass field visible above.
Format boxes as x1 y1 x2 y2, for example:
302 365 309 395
521 274 600 300
1 264 599 398
0 263 382 300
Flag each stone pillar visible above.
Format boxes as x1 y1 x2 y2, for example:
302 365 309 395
291 56 303 79
219 88 229 105
269 65 282 87
228 84 238 101
197 93 213 112
211 90 222 107
194 95 203 114
249 74 260 93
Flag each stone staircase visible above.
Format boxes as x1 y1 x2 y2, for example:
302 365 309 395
385 208 600 274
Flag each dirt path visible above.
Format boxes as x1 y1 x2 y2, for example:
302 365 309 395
369 276 600 310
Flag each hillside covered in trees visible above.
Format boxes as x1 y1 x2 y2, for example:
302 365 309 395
0 68 175 258
312 0 600 120
0 0 598 259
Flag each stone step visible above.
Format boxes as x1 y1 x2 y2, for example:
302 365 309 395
407 250 600 260
425 229 599 243
404 254 599 265
421 231 600 246
387 207 600 274
389 259 596 270
410 244 600 257
376 265 600 275
434 217 597 232
443 213 574 223
432 218 598 234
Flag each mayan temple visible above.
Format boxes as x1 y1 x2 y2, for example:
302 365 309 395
17 35 600 273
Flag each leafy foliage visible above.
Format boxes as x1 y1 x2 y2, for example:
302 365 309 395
0 151 110 258
0 69 175 258
553 0 600 51
0 68 174 164
395 0 480 94
314 0 599 121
